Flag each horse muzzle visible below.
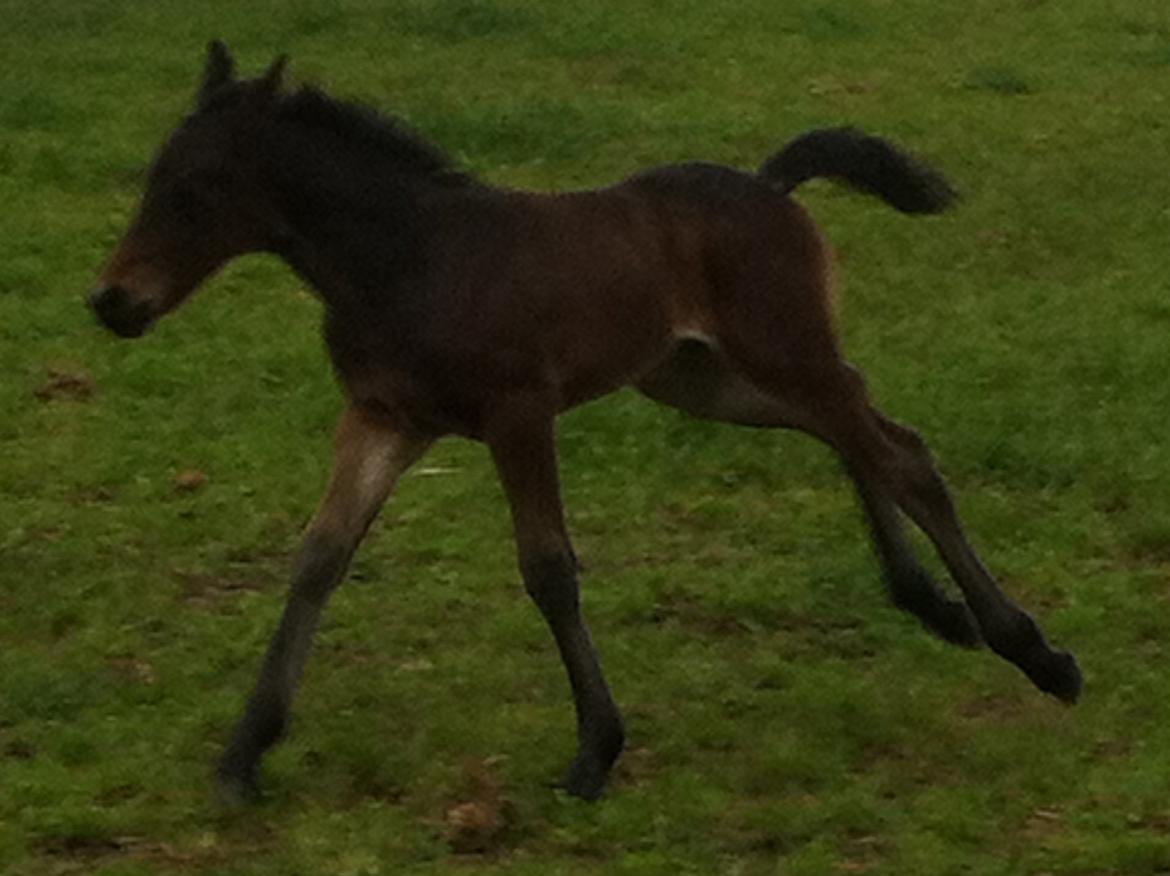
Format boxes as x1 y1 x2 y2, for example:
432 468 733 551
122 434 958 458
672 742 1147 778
88 285 157 338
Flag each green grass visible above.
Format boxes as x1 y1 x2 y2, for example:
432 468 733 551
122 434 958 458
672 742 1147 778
3 0 1170 873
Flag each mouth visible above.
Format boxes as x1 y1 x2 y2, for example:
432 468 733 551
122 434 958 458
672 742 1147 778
88 285 157 338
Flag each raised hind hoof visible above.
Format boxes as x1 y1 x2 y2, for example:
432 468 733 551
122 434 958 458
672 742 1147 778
1024 648 1083 704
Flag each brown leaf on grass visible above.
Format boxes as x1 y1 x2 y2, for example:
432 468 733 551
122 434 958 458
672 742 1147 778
173 469 208 493
443 757 513 854
34 368 97 402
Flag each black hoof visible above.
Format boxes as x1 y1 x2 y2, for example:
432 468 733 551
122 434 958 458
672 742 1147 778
560 720 624 801
215 761 263 807
562 754 612 801
987 614 1082 704
1025 648 1083 704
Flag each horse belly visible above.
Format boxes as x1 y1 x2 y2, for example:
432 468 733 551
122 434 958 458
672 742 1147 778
546 268 682 410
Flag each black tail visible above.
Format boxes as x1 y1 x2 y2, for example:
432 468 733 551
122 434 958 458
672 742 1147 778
759 127 956 214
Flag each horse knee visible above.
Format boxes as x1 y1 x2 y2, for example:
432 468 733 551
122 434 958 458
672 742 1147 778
291 532 352 602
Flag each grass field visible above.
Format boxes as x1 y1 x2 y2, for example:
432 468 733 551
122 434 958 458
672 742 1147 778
4 0 1170 873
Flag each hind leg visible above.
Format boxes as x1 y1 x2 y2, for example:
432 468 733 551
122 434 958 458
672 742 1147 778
636 340 978 646
674 200 1075 697
845 461 980 647
861 409 1081 700
779 364 1078 701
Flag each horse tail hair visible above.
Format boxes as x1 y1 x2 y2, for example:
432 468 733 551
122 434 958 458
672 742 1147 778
758 127 957 214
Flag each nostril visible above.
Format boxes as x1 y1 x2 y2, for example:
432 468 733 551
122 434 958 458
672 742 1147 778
88 284 152 338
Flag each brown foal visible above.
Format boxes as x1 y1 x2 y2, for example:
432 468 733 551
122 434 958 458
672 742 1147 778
90 43 1081 802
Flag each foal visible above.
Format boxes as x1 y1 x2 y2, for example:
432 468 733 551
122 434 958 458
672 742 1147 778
90 43 1081 802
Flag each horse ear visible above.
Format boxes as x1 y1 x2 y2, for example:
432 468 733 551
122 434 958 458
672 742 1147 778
197 40 236 108
256 54 288 98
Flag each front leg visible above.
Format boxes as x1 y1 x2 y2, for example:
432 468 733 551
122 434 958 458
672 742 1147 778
217 404 431 802
487 398 625 800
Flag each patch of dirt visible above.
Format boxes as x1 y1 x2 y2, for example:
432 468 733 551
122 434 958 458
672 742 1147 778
954 691 1029 722
32 834 217 872
636 586 877 662
1091 735 1133 761
839 832 889 873
33 368 97 402
34 827 274 872
1022 807 1065 842
221 542 291 567
33 835 126 863
20 525 66 543
175 569 270 610
806 75 881 96
348 769 407 805
1126 812 1170 834
857 742 969 790
638 587 758 636
397 656 435 672
70 485 118 505
612 745 659 788
106 656 157 685
845 80 880 94
95 782 143 805
3 738 37 760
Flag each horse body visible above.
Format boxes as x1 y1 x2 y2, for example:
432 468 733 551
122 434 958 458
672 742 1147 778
267 142 833 437
304 167 830 439
89 43 1081 803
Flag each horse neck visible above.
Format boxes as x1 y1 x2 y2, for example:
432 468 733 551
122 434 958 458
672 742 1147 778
258 122 453 303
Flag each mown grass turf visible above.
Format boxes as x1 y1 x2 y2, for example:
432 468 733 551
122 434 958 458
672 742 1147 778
3 0 1170 873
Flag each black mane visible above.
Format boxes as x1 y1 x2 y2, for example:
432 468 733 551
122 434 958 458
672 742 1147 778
275 86 470 185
